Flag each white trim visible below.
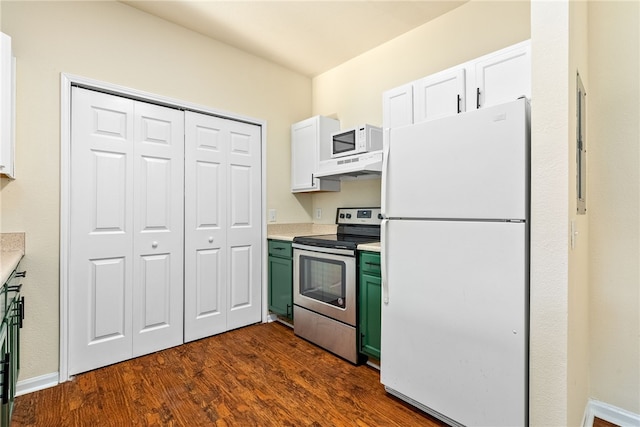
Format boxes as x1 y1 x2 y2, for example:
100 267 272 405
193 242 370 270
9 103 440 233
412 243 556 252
16 372 59 396
60 73 267 382
59 73 71 383
582 399 640 427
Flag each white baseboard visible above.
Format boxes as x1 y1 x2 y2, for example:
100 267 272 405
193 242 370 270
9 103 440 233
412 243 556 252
16 372 59 396
583 399 640 427
266 313 278 323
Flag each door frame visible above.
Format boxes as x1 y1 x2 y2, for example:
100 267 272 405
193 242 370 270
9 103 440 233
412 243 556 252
60 73 268 382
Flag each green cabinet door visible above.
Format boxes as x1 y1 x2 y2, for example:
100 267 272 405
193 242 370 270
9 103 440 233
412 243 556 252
268 240 293 320
359 252 382 360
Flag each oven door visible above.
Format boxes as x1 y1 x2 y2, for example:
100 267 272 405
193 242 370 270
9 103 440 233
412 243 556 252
293 245 356 326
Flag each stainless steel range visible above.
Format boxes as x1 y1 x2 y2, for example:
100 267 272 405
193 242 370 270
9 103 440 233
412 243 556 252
292 207 381 363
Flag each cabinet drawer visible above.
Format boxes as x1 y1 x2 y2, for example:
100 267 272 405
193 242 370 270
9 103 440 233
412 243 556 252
268 240 292 258
360 252 381 276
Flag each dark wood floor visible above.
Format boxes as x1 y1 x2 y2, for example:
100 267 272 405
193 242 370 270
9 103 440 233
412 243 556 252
12 322 444 426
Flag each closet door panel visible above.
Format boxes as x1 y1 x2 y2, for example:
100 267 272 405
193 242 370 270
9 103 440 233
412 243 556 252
69 87 135 375
229 245 251 309
195 248 223 315
184 111 228 341
226 121 262 330
132 101 184 357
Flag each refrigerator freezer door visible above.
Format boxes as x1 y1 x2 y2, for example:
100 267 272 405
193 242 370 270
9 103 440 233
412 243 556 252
380 219 527 427
384 98 529 220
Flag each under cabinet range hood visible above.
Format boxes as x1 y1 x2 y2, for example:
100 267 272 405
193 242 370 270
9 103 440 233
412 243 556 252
315 150 383 180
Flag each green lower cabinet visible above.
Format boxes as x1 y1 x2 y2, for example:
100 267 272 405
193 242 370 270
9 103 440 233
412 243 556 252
359 251 381 360
268 240 293 320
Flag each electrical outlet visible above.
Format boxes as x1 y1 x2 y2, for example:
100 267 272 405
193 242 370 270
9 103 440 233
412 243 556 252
315 208 322 220
268 209 276 222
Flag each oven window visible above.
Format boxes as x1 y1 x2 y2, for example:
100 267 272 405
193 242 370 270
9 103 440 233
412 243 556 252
299 255 346 308
333 131 355 155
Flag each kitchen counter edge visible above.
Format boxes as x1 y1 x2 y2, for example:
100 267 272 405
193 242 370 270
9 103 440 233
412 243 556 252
1 232 26 284
267 224 380 252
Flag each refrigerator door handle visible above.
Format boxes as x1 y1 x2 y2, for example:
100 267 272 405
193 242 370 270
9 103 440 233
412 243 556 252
381 128 390 217
381 218 389 304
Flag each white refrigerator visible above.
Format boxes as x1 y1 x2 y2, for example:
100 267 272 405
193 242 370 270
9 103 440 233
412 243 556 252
380 98 530 427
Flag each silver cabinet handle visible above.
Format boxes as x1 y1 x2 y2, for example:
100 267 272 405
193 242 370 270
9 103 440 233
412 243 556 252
152 241 158 248
208 236 214 243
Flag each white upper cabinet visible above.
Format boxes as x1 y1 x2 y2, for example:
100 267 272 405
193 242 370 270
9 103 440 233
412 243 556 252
290 115 340 193
383 40 530 129
0 32 16 179
382 83 413 129
414 68 466 123
473 41 531 110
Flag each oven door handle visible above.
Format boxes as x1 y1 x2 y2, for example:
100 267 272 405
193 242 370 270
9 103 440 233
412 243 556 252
381 219 389 305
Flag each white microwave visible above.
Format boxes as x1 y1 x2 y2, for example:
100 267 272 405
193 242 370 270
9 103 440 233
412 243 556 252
331 124 383 158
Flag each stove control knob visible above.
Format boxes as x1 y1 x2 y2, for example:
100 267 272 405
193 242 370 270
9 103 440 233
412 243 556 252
378 213 383 219
346 213 352 219
339 213 345 218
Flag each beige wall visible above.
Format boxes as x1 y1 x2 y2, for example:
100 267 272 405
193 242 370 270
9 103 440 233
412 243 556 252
568 1 591 424
310 0 531 222
0 0 312 379
529 2 571 423
515 5 593 427
588 0 640 414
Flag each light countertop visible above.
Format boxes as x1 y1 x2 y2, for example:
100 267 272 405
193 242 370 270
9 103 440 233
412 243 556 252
267 223 337 242
357 242 380 253
1 233 25 284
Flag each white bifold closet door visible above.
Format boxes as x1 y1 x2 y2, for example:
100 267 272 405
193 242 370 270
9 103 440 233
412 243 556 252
69 87 184 375
184 111 262 342
68 87 263 375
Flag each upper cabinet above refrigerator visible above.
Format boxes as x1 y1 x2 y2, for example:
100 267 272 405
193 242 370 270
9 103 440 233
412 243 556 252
383 40 530 129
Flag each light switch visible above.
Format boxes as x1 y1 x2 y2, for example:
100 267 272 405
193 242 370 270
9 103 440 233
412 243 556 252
268 209 276 222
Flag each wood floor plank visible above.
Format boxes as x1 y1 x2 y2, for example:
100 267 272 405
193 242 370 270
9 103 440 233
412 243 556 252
12 322 445 426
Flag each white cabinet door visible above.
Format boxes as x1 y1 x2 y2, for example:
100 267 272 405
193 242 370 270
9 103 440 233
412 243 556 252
0 32 15 178
382 83 414 129
184 112 263 340
474 42 531 109
414 68 466 123
69 87 184 374
291 118 316 191
131 102 184 357
290 116 340 193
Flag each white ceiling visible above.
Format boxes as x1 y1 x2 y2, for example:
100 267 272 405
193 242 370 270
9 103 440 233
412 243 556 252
121 0 468 77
